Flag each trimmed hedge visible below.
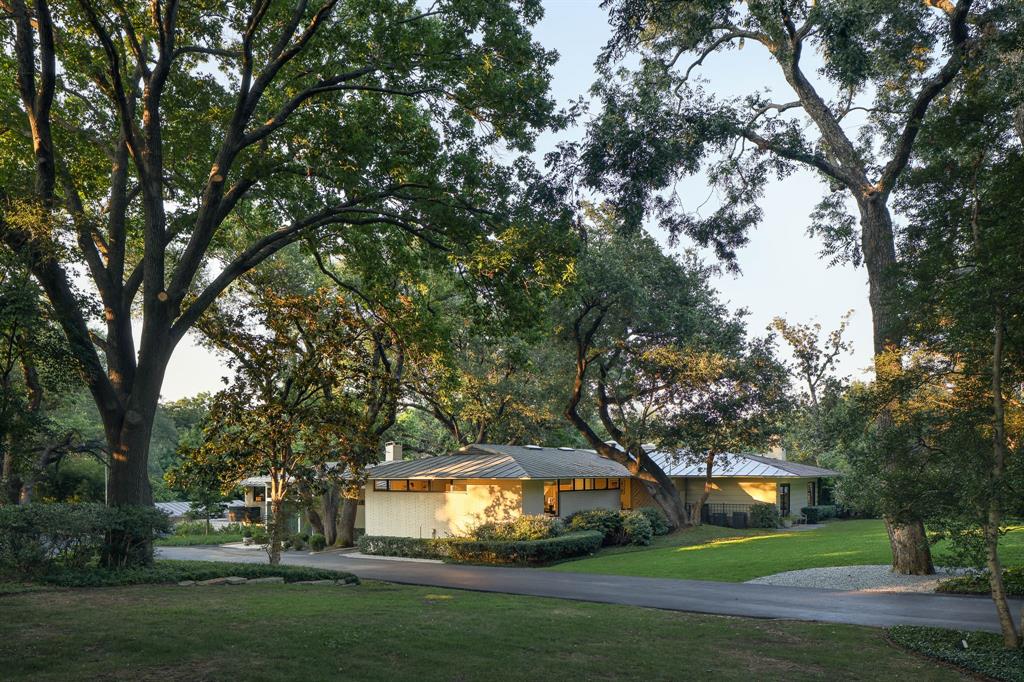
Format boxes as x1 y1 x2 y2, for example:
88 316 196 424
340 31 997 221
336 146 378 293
357 535 452 560
445 531 604 565
888 626 1023 682
937 568 1024 597
36 559 358 588
309 534 327 551
800 505 838 524
0 503 170 577
154 533 244 547
358 531 604 565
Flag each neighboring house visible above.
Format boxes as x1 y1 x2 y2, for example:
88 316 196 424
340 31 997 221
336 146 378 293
365 443 840 538
155 500 240 529
365 444 631 538
637 450 840 525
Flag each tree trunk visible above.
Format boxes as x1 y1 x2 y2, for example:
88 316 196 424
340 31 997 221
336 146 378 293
859 198 934 575
636 451 687 529
686 454 718 526
306 507 325 537
985 519 1021 648
986 308 1021 648
320 483 340 546
885 517 933 575
267 497 284 566
337 497 358 547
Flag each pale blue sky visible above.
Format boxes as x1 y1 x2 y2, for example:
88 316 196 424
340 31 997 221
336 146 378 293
157 0 874 401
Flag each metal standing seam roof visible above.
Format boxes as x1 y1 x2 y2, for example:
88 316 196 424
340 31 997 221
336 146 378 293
644 450 840 478
366 443 632 480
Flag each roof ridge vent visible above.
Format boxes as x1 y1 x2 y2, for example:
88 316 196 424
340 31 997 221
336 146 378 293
523 444 543 450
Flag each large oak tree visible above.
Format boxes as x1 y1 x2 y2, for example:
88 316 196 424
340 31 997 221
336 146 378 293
0 0 563 509
571 0 1014 573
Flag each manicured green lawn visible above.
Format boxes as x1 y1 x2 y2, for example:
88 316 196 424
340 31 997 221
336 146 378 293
550 519 1024 582
0 582 967 681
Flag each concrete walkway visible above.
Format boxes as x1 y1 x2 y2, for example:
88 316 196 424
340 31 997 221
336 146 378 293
159 545 1023 634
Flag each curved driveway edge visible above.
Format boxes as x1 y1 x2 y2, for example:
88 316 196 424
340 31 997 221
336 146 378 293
158 545 1022 634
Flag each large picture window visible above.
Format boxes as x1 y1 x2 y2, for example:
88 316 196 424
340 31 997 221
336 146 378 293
374 479 457 492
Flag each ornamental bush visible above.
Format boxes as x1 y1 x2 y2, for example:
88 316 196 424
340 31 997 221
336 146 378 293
444 531 603 565
749 503 780 529
619 510 654 545
636 506 671 535
566 509 624 545
309 534 327 551
470 515 565 541
0 503 170 577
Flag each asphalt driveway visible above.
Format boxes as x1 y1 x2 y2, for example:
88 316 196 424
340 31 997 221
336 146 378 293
159 545 1023 634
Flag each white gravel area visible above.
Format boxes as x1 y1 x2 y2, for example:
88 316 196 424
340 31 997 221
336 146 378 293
745 564 973 593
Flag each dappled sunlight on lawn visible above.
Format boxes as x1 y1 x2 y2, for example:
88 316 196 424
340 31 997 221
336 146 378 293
673 532 796 553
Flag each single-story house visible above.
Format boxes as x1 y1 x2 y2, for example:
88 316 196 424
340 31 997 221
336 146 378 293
365 444 631 538
366 443 840 538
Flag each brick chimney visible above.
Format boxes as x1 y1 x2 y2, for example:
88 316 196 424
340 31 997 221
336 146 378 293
385 442 403 462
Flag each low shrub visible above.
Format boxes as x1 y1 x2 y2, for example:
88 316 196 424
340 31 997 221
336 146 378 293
445 531 603 565
636 507 670 536
470 515 565 542
250 528 269 545
800 505 838 524
309 534 327 551
38 559 358 587
288 533 306 551
620 510 653 546
566 509 624 545
748 503 780 529
357 535 453 560
242 527 253 538
0 503 169 577
937 568 1024 597
888 625 1023 682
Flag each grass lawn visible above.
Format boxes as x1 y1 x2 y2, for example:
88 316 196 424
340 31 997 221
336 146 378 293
0 582 969 681
550 519 1024 582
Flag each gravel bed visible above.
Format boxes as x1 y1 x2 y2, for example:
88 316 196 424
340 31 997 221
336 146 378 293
745 564 972 593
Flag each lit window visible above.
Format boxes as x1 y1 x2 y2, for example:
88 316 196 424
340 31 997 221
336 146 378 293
574 478 585 490
608 478 620 490
409 480 429 492
595 478 607 490
429 480 448 492
390 480 408 491
559 479 573 492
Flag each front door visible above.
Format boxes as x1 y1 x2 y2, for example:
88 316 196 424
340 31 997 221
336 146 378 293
779 483 791 516
543 481 559 516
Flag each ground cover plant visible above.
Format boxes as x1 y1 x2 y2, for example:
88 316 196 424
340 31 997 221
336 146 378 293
937 568 1024 598
0 581 969 681
550 520 1024 582
889 626 1023 682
